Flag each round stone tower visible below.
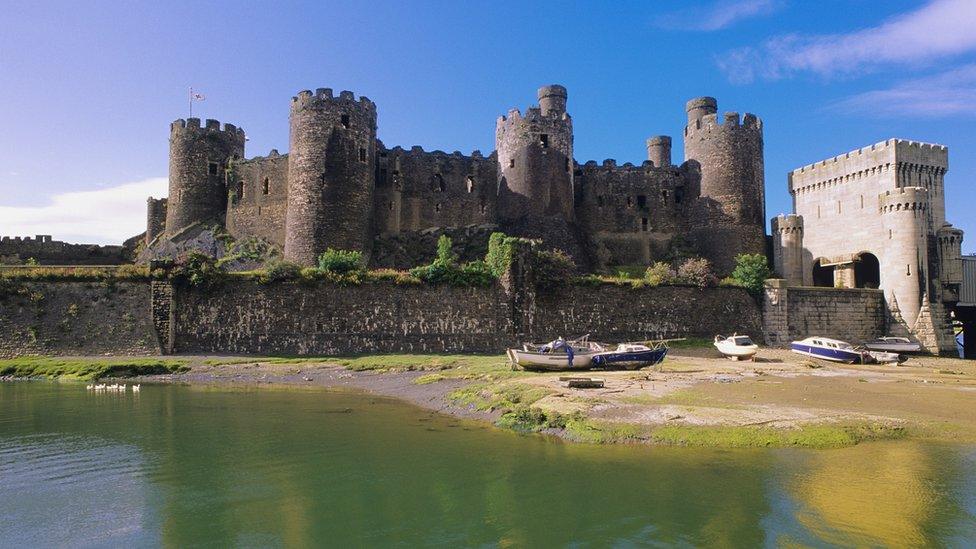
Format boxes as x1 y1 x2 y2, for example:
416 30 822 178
284 88 377 266
496 84 574 222
646 135 672 167
880 187 930 327
165 118 245 235
683 96 765 274
771 214 804 285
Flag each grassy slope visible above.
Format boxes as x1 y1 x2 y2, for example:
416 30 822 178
0 357 189 381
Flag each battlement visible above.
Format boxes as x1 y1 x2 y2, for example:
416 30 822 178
578 159 675 173
686 111 762 132
879 186 929 212
771 214 803 233
170 118 246 138
290 87 376 113
1 234 54 244
387 145 488 161
790 138 947 176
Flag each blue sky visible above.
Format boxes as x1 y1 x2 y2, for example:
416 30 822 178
0 0 973 250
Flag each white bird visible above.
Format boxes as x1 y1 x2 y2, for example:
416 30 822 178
132 384 141 392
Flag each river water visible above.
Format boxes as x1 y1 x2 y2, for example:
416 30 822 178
1 382 974 547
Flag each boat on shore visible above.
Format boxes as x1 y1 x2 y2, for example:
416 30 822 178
713 334 759 361
508 336 603 371
863 337 922 353
790 337 866 363
592 342 669 370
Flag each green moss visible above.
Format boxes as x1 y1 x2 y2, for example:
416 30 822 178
0 357 189 381
448 381 553 412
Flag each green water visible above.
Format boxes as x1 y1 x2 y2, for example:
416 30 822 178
1 382 974 547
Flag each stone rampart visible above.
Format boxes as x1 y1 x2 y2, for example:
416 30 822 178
762 280 886 347
0 281 160 358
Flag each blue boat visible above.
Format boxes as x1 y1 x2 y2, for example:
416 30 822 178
790 337 866 364
592 343 669 370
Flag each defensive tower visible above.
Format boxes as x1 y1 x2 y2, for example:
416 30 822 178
165 118 245 235
496 85 574 222
284 88 378 266
646 135 672 168
146 197 167 245
771 214 805 286
880 186 930 327
683 97 765 272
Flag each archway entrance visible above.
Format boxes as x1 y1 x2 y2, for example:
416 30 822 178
855 252 881 289
813 259 833 287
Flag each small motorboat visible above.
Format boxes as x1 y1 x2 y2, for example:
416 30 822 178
713 334 759 361
863 350 904 364
863 336 922 353
790 337 866 364
592 342 669 370
508 336 602 371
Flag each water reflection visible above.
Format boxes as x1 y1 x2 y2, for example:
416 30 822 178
0 382 974 546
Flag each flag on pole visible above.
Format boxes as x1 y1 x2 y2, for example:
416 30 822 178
188 87 205 117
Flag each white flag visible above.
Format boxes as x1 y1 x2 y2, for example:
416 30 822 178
190 89 205 101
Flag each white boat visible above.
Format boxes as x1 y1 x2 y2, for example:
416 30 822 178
863 350 903 364
863 336 922 353
790 337 866 363
713 334 759 361
508 336 603 371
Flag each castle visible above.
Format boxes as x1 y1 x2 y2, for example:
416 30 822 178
145 86 767 274
771 139 965 353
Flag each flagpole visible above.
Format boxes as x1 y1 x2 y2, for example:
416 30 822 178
188 87 193 118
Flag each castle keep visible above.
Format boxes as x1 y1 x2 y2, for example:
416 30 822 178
146 86 766 273
771 139 965 353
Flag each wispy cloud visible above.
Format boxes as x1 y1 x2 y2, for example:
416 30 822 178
831 64 976 118
655 0 780 32
0 178 167 245
719 0 976 83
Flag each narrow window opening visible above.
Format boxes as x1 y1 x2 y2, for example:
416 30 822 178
637 195 647 208
889 229 893 239
662 190 669 202
435 203 441 213
208 162 219 176
341 114 350 129
262 177 270 195
641 217 649 232
540 134 549 148
626 196 633 207
597 195 604 208
509 158 515 168
433 174 445 192
817 205 821 218
907 264 911 276
837 200 841 213
359 148 367 162
480 202 487 214
388 201 394 211
675 190 683 204
860 195 864 209
466 176 474 193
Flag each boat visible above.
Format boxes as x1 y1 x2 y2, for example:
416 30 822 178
790 337 866 364
508 336 602 371
863 336 922 353
592 342 669 370
713 334 759 361
863 349 904 364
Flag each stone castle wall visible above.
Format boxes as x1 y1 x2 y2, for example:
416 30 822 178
0 281 160 358
762 280 886 347
0 235 127 265
226 152 290 248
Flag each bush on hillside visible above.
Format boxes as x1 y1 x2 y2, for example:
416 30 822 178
730 253 772 295
677 257 717 288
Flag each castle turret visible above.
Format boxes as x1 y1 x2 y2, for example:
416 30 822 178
146 197 167 245
683 97 765 274
646 135 672 168
165 118 245 235
880 187 930 327
936 223 964 303
496 85 574 222
771 214 804 286
284 89 377 266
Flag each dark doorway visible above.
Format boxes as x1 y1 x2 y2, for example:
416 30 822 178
813 259 833 287
855 252 881 289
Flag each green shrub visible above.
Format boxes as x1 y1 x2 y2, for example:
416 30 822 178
677 257 717 288
317 248 365 274
115 264 150 280
436 235 457 265
730 253 772 295
644 261 676 286
410 236 494 287
534 249 575 291
169 252 223 287
259 260 302 284
719 276 744 288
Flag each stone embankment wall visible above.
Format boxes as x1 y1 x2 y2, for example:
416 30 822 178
762 280 886 347
0 281 160 358
533 286 762 341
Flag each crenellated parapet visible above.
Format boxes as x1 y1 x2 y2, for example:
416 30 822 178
290 88 376 115
771 214 804 285
879 186 929 214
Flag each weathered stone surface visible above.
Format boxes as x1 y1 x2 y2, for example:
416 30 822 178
0 281 159 358
762 281 885 347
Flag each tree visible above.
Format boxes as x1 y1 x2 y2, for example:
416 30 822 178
731 253 772 295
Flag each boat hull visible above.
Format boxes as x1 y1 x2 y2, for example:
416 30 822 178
592 348 668 370
790 343 863 363
863 343 921 353
508 349 597 371
713 342 758 360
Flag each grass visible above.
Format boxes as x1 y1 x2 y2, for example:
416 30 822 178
666 337 713 349
0 357 189 381
203 353 512 376
561 418 908 448
448 381 553 412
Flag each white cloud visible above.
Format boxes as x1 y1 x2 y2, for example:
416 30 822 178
0 178 167 245
656 0 779 31
719 0 976 82
831 64 976 117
